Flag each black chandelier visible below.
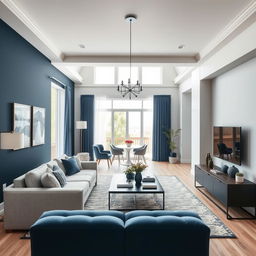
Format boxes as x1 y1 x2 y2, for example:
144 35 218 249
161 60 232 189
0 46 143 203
117 15 142 99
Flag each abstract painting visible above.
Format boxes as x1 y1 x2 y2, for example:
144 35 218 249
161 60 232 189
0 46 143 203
32 106 45 146
13 103 31 148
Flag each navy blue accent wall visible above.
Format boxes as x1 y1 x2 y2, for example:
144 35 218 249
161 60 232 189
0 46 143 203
0 19 74 203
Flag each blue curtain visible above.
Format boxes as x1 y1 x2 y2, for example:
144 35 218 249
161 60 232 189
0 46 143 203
64 86 73 156
81 95 94 159
152 95 171 161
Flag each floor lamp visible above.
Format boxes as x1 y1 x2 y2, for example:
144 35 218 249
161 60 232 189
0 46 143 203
76 121 87 152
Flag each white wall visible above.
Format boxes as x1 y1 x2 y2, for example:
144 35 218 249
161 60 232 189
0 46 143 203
212 57 256 182
179 19 256 175
74 65 180 155
179 78 192 163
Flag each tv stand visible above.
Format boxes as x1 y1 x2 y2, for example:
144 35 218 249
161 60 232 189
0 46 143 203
195 165 256 220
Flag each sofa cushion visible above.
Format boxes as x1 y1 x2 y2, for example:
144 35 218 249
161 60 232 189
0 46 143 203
52 167 67 187
13 174 26 188
66 170 96 186
125 210 201 221
54 154 68 173
125 215 210 256
31 214 125 256
41 169 61 188
40 210 125 221
25 164 48 188
62 157 80 176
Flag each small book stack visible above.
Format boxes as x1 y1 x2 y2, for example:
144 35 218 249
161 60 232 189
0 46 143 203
117 183 133 188
142 183 157 189
142 176 155 182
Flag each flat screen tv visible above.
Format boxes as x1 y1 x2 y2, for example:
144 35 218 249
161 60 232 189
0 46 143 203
213 127 241 165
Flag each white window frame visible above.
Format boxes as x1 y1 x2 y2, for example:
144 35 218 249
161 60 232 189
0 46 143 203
51 83 65 158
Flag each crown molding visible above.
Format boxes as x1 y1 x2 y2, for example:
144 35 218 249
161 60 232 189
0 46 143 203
52 63 83 84
198 1 256 62
0 0 63 61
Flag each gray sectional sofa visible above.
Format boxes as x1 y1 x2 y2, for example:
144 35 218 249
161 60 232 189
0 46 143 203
4 156 97 230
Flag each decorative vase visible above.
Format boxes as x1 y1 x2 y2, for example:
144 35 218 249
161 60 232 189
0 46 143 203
209 158 214 169
228 166 239 178
206 153 211 167
126 173 134 181
126 143 132 147
135 172 142 186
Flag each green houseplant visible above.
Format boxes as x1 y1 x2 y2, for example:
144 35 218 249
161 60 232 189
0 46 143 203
163 128 181 163
125 163 147 185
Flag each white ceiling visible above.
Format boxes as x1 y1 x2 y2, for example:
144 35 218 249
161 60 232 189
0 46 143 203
11 0 252 57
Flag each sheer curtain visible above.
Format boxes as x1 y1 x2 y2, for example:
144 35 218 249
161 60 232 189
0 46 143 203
94 97 111 149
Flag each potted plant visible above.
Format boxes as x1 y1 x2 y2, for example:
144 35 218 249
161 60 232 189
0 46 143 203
163 128 181 164
124 168 135 181
125 139 134 147
126 163 147 186
235 172 244 183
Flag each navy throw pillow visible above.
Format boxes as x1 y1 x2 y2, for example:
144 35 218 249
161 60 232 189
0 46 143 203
62 157 80 176
52 166 67 187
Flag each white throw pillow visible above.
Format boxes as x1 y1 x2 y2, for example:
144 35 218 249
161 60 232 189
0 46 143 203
41 168 61 188
25 164 48 187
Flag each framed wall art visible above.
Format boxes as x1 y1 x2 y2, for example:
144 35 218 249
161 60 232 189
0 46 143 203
32 106 45 146
13 103 31 148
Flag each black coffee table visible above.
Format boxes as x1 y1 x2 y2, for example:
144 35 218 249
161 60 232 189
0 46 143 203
108 174 165 210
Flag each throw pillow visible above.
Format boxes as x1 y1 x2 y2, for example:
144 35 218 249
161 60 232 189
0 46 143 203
41 169 61 188
62 157 80 176
52 166 67 187
74 155 82 170
54 158 67 173
25 164 48 187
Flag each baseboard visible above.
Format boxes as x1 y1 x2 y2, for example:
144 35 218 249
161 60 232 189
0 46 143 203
0 202 4 216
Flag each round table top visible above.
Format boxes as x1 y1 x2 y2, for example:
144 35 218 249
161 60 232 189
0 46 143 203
116 144 142 150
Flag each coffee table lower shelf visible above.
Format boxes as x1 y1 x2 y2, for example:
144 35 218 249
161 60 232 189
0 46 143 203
108 191 165 211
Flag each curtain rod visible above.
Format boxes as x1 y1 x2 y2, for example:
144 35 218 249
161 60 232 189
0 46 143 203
49 76 66 88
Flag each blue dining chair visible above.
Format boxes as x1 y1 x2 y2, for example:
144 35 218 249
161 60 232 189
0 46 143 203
93 144 112 168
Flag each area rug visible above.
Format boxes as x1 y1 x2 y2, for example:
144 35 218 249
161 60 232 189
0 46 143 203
85 175 235 238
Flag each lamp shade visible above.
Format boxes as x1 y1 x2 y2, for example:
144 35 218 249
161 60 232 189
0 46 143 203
0 132 24 150
76 121 87 129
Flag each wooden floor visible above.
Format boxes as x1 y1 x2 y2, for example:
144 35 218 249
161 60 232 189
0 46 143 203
1 161 256 256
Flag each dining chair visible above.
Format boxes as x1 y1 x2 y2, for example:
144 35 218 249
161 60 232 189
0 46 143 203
93 144 112 168
110 144 124 164
133 144 147 164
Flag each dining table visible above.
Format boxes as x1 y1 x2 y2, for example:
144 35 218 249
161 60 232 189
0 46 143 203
117 144 139 166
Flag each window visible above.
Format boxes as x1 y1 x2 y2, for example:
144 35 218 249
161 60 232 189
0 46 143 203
94 98 153 157
142 67 162 85
113 100 142 109
95 67 115 84
51 83 65 159
118 67 138 84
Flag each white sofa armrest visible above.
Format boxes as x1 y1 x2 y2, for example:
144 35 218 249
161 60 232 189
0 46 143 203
4 185 85 230
80 161 97 170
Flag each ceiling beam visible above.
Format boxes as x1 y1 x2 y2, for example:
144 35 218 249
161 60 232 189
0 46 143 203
61 55 198 65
